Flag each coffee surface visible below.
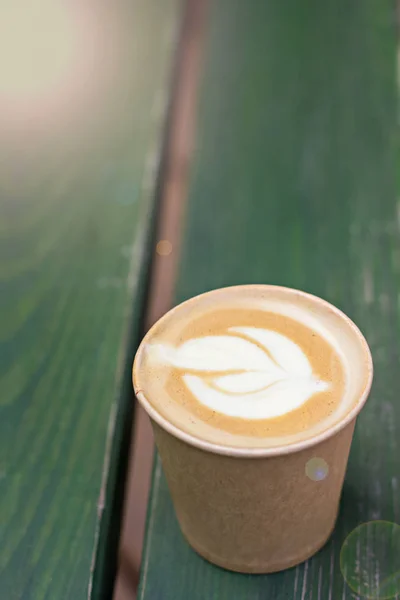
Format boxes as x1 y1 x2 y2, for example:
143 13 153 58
134 286 357 448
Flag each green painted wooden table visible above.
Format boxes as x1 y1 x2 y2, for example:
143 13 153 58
0 1 183 598
139 0 400 599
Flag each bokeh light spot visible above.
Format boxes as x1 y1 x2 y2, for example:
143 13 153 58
156 240 173 256
340 521 400 599
305 457 329 481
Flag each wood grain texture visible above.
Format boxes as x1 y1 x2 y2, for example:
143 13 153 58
0 1 182 598
139 0 399 598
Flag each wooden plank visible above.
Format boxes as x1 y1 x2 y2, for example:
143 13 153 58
139 0 399 599
0 1 183 598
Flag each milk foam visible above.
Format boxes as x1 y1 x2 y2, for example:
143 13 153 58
134 286 372 449
148 326 329 420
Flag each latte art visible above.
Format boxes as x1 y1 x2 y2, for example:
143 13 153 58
149 327 329 420
133 285 359 449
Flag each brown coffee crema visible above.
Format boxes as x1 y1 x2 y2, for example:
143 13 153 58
135 287 359 449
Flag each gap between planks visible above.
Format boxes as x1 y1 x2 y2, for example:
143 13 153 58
114 1 208 598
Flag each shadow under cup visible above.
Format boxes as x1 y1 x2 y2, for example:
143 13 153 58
133 285 373 573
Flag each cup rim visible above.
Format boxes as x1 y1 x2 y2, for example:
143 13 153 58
133 284 374 457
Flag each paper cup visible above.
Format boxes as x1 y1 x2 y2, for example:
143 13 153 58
133 286 373 573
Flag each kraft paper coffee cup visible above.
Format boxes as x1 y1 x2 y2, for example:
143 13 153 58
133 286 373 573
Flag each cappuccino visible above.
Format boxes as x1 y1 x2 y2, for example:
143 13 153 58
134 286 368 449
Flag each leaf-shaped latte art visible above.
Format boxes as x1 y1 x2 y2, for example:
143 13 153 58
151 335 275 372
147 327 329 420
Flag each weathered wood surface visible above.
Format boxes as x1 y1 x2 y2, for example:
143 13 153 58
139 0 399 598
0 1 183 598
